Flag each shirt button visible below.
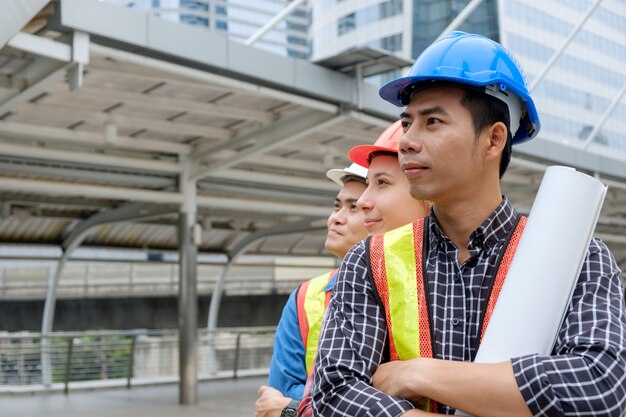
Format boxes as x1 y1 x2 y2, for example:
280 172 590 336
452 318 460 326
454 274 461 282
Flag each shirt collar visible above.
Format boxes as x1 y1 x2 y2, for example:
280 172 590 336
428 196 519 251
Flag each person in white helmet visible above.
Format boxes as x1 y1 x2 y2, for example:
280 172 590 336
255 163 369 417
311 32 626 417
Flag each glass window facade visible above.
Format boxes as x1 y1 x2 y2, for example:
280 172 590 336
540 113 626 149
337 0 403 36
412 0 499 58
502 1 626 151
533 80 610 115
180 0 208 11
117 1 307 60
287 21 308 32
368 33 403 52
595 6 626 32
338 13 355 35
556 0 592 13
216 20 228 30
180 14 209 25
504 0 572 35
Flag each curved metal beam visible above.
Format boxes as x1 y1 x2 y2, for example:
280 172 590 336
205 217 326 372
207 216 326 330
40 203 174 386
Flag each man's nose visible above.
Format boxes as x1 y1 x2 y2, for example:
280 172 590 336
332 208 347 224
399 129 421 155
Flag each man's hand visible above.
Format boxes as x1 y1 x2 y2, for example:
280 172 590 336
374 358 532 417
400 411 434 416
255 385 291 417
372 359 423 403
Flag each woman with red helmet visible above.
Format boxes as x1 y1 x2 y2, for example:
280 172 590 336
349 120 430 234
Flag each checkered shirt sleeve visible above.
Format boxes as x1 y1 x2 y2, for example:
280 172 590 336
512 237 626 416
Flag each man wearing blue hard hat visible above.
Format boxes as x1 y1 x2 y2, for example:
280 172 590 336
310 32 626 417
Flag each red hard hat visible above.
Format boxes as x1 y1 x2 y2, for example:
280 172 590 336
348 120 403 168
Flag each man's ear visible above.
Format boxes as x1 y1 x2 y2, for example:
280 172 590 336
483 121 507 163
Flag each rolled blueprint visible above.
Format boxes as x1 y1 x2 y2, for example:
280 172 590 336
455 166 607 416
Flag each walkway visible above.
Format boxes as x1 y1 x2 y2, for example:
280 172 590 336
1 376 264 417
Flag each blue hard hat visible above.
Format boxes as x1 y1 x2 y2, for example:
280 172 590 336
379 31 540 144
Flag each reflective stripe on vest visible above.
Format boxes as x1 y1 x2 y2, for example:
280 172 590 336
369 216 527 412
296 269 336 375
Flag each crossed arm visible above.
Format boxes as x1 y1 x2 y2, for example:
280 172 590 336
311 241 626 417
373 358 530 417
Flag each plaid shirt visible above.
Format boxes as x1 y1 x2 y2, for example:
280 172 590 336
312 198 626 416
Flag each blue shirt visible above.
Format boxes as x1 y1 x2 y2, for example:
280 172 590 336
268 273 337 399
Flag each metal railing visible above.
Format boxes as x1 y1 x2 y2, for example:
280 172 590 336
0 327 274 394
0 261 332 300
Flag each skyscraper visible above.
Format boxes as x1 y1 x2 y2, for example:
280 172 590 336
309 0 626 152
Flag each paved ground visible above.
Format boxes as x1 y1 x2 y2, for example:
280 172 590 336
0 376 264 417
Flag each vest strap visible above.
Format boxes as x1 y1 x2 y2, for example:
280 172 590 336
296 269 336 375
370 215 527 413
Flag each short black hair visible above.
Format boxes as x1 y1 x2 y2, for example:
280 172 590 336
341 174 366 185
367 150 398 166
460 89 513 178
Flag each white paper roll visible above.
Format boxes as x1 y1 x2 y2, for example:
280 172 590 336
455 166 607 415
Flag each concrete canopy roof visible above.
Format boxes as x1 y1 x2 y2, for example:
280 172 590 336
0 0 624 278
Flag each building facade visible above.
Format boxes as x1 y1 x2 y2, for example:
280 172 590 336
309 0 626 152
109 0 311 59
105 0 626 152
500 0 626 152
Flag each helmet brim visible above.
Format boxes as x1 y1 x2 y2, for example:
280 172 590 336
379 76 541 145
349 145 398 168
326 163 368 186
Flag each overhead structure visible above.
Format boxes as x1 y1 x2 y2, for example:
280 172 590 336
0 0 624 404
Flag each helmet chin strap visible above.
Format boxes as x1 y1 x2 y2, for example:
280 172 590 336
485 84 522 139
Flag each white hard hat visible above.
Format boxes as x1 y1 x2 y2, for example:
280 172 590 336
326 163 368 187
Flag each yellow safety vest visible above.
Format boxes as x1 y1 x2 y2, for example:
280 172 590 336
296 269 337 375
368 216 526 412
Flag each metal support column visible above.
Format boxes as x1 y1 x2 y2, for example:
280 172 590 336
178 157 198 405
206 265 229 373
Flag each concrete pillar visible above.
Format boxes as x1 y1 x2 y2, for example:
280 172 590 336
178 157 198 405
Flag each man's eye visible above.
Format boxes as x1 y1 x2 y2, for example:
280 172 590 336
427 118 441 125
401 121 411 130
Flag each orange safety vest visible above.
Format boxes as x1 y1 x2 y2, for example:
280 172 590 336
368 216 526 412
296 269 337 375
